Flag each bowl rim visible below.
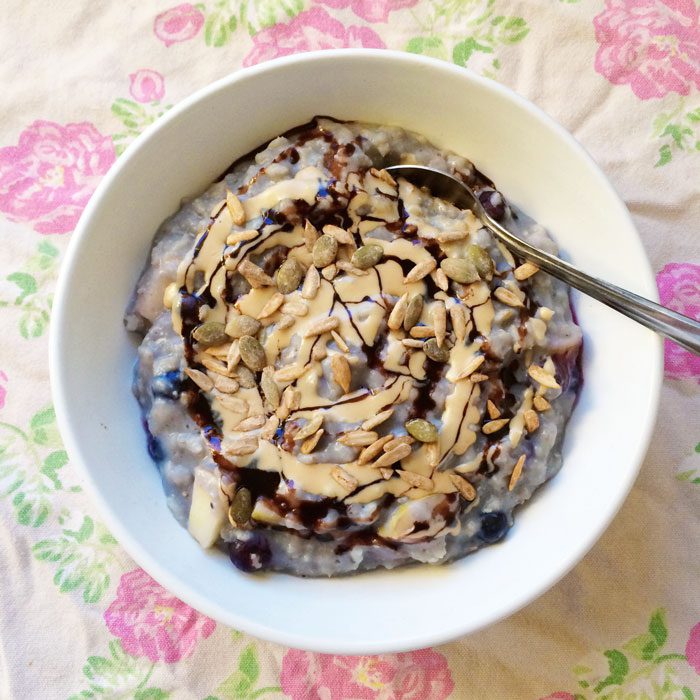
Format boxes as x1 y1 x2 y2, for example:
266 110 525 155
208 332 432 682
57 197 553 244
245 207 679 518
50 48 662 653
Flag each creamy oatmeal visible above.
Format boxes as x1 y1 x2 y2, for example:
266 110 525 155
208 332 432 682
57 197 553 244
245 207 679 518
126 118 582 576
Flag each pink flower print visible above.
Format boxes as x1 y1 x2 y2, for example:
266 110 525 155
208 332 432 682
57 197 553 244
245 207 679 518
315 0 418 23
104 568 215 663
0 121 115 235
280 648 454 700
686 621 700 674
129 69 165 104
656 262 700 380
593 0 700 99
243 7 385 67
0 371 7 410
154 3 205 47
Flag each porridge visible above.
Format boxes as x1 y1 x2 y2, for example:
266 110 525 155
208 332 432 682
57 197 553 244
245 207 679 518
126 118 582 576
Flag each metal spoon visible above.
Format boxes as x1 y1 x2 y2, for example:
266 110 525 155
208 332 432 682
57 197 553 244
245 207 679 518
386 165 700 356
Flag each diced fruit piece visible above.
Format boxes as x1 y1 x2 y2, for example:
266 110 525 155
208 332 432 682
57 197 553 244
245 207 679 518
187 468 228 548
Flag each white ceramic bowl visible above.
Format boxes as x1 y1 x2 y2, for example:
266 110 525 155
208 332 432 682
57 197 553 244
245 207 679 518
50 50 661 654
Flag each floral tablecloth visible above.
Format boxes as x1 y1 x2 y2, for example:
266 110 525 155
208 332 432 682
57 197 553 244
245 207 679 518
1 1 699 698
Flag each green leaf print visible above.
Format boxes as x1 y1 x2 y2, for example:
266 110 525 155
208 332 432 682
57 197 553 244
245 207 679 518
70 640 165 700
240 0 304 35
33 513 119 603
407 0 529 74
0 241 58 339
211 643 281 699
567 608 691 699
652 96 700 167
111 98 171 156
0 406 68 527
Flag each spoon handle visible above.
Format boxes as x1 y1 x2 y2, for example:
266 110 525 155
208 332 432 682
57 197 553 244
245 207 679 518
488 218 700 356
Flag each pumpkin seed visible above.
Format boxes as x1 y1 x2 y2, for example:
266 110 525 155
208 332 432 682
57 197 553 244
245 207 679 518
403 294 424 330
440 258 480 284
405 418 438 443
228 487 253 525
239 335 267 371
312 234 338 268
466 245 494 281
423 337 450 362
192 321 228 347
276 258 304 294
351 244 383 270
225 314 261 339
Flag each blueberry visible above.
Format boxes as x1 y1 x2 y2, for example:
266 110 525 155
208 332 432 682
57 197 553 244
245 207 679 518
142 419 164 462
152 370 182 400
479 511 510 543
228 534 272 573
478 189 506 222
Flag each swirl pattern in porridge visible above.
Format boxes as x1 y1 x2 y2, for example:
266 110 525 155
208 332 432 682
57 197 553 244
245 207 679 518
126 118 582 576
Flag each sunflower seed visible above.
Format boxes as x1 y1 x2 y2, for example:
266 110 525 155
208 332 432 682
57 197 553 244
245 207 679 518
404 258 436 284
437 230 469 243
470 373 489 382
185 367 214 392
238 259 274 288
370 167 397 186
509 454 526 491
372 443 412 468
357 435 394 465
218 395 248 414
449 303 467 341
482 418 509 434
434 268 449 291
277 314 295 330
397 470 433 490
486 400 500 419
410 326 435 339
527 364 560 389
426 441 440 468
300 429 324 454
330 330 349 352
228 487 253 525
304 316 339 338
257 292 284 319
223 436 258 456
239 335 267 371
192 321 228 347
301 265 321 300
514 262 539 281
403 294 424 330
441 258 480 284
225 314 261 338
321 264 337 280
226 229 258 246
383 435 414 452
281 300 309 317
330 354 351 393
274 364 308 382
494 287 524 308
524 409 540 433
450 474 476 501
539 307 555 321
455 354 485 380
336 260 370 276
387 293 409 330
227 339 241 372
533 395 551 411
256 415 277 441
226 191 246 226
432 301 447 347
323 224 354 245
213 375 240 394
198 353 229 375
338 430 379 447
311 343 327 361
313 234 339 267
402 338 425 348
352 244 383 270
380 468 394 480
303 220 319 251
405 418 438 443
235 366 256 388
361 408 394 431
237 414 266 431
331 466 358 491
294 413 324 441
260 367 280 409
